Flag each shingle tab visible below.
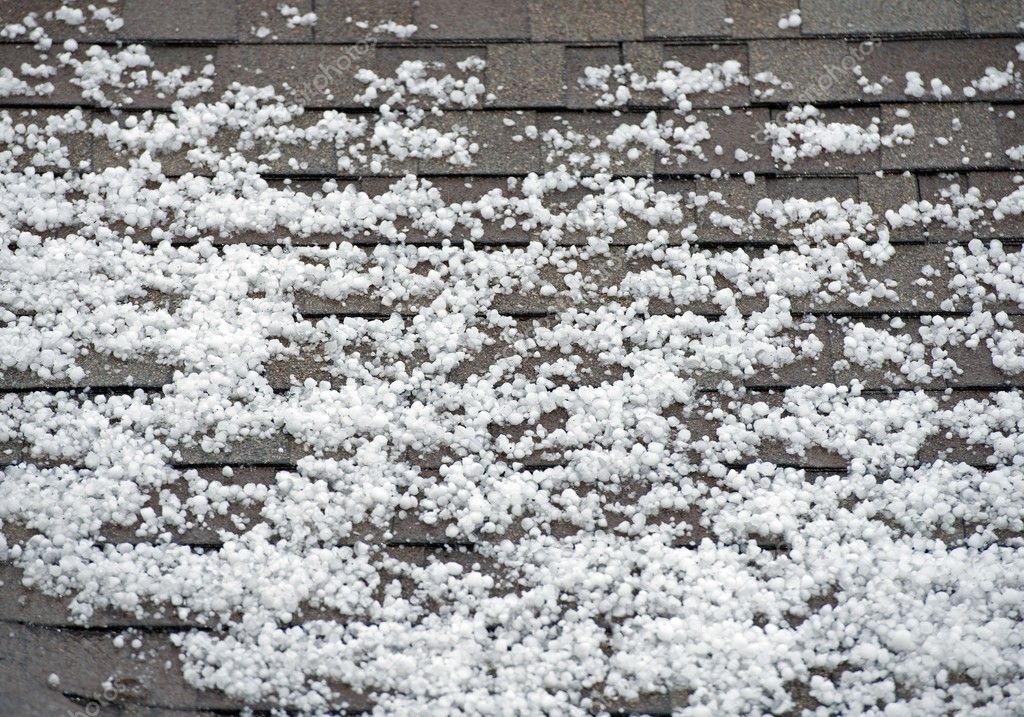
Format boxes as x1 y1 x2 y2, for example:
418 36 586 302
662 43 751 109
743 327 839 389
655 107 774 175
617 42 678 108
800 0 966 35
858 172 921 242
405 177 535 244
856 39 1024 103
314 0 415 42
881 103 1003 171
967 172 1024 240
0 44 85 106
216 44 368 107
372 45 488 88
918 171 975 242
644 0 731 38
768 176 859 202
1 108 92 170
918 391 1000 467
122 0 239 41
0 1 118 42
249 114 341 175
529 0 644 41
963 0 1024 33
660 176 774 243
845 244 957 313
921 171 1024 242
415 0 530 40
725 0 804 39
90 112 194 176
769 106 883 175
565 45 622 109
239 0 315 42
748 40 863 104
993 104 1024 162
833 316 1020 389
22 623 377 711
540 111 656 175
420 111 541 175
486 44 566 108
0 562 195 627
111 46 221 109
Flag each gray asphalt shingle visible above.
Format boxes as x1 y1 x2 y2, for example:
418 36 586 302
0 0 118 42
240 0 315 42
420 111 541 175
564 45 621 108
373 45 488 83
748 39 864 104
769 106 883 175
963 0 1024 33
216 44 367 106
920 171 1024 241
2 108 92 169
121 0 239 41
833 316 1021 389
0 44 85 105
856 39 1024 103
415 0 531 40
663 43 751 108
315 0 415 42
858 172 922 242
529 0 644 41
643 0 731 38
800 0 967 35
655 108 774 175
486 44 566 108
767 176 860 202
881 103 1004 170
724 0 804 39
540 111 657 175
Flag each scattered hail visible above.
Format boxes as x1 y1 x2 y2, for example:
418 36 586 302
1 3 1023 716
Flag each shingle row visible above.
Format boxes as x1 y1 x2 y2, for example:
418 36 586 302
3 312 1023 395
9 106 1014 177
3 0 1019 43
5 39 1024 110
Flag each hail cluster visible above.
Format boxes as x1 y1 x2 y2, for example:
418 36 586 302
1 4 1024 716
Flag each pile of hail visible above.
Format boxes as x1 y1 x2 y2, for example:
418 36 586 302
1 5 1024 717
